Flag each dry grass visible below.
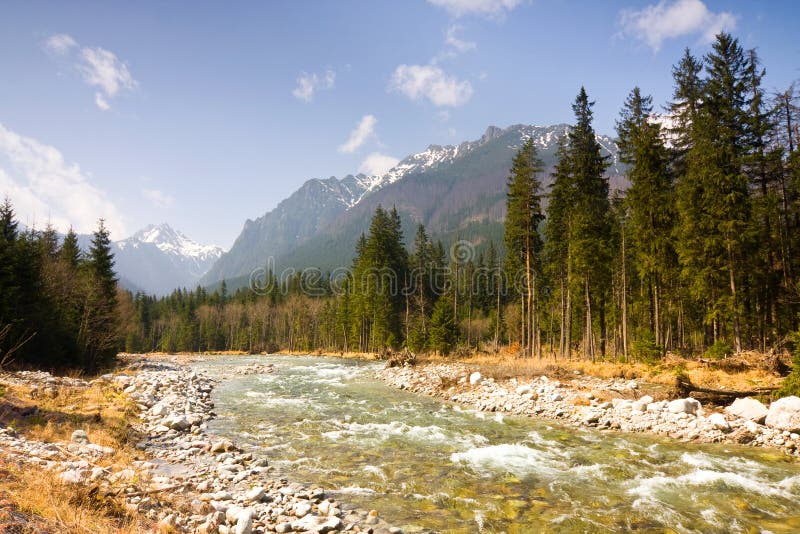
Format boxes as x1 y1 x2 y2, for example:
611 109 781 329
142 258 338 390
0 377 147 532
0 461 141 534
419 347 787 393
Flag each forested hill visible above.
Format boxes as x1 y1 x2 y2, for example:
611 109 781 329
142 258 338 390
200 124 622 287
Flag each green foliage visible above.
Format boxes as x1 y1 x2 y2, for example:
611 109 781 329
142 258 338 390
429 295 457 355
631 332 663 365
704 340 733 360
0 199 122 372
777 331 800 398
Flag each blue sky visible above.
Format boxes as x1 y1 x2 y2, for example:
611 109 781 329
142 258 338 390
1 0 798 248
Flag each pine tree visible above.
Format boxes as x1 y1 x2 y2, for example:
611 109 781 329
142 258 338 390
545 136 575 359
88 219 118 305
504 138 545 357
429 294 457 355
616 87 675 349
568 87 611 359
60 227 82 268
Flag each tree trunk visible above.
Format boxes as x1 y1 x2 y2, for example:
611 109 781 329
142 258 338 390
727 238 742 353
585 275 593 362
621 225 628 362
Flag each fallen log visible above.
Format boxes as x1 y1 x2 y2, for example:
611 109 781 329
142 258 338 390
675 376 777 400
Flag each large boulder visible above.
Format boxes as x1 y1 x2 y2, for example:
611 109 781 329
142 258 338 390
765 396 800 432
667 398 701 415
725 397 768 423
469 372 482 385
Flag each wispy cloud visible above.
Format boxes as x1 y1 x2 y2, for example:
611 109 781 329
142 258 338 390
292 69 336 102
44 33 77 56
427 0 521 18
0 122 126 236
358 153 399 176
43 34 137 110
389 64 473 107
445 25 476 53
338 115 378 153
142 188 174 209
433 24 478 64
619 0 737 52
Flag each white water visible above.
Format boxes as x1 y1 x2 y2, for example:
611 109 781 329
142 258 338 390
198 356 800 533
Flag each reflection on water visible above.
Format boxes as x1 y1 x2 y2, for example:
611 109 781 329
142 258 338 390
196 356 800 533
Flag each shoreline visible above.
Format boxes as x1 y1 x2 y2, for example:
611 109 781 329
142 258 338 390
376 361 800 457
0 355 403 533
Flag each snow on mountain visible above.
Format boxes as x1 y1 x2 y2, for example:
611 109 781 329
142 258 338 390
119 223 223 264
113 223 224 295
201 123 623 286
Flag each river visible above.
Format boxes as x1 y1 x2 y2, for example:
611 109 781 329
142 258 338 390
194 355 800 533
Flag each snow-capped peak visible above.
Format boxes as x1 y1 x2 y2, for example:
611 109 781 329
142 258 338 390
120 223 224 261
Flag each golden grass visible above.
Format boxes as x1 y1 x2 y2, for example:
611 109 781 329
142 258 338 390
419 348 786 393
1 462 142 534
0 377 147 533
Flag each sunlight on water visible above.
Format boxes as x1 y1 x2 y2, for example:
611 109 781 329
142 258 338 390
197 356 800 533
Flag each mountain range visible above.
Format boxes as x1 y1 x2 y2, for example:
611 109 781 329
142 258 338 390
112 224 224 295
199 123 622 289
74 223 224 296
84 123 621 295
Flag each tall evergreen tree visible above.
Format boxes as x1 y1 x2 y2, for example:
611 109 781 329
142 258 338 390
568 87 611 359
504 138 545 357
616 87 675 349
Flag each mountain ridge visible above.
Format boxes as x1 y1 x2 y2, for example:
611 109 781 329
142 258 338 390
201 123 621 286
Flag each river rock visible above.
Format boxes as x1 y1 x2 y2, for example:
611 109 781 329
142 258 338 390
291 514 342 533
294 501 312 518
246 486 265 502
59 468 85 484
726 397 769 423
70 429 90 444
469 372 482 385
668 398 701 415
164 414 190 431
766 396 800 432
707 413 731 431
515 384 533 395
234 509 253 534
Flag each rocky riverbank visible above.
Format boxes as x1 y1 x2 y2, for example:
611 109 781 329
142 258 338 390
0 359 403 533
376 362 800 456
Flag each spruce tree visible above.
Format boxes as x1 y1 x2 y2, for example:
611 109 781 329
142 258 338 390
504 138 545 357
616 87 674 349
545 136 575 358
568 87 611 359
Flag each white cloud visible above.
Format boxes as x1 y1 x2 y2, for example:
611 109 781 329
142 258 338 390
94 92 110 111
389 64 473 107
427 0 521 18
619 0 737 51
44 33 77 55
446 25 476 53
358 153 400 176
292 69 336 102
142 188 174 209
338 115 378 153
0 123 126 237
43 35 138 110
79 46 137 99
